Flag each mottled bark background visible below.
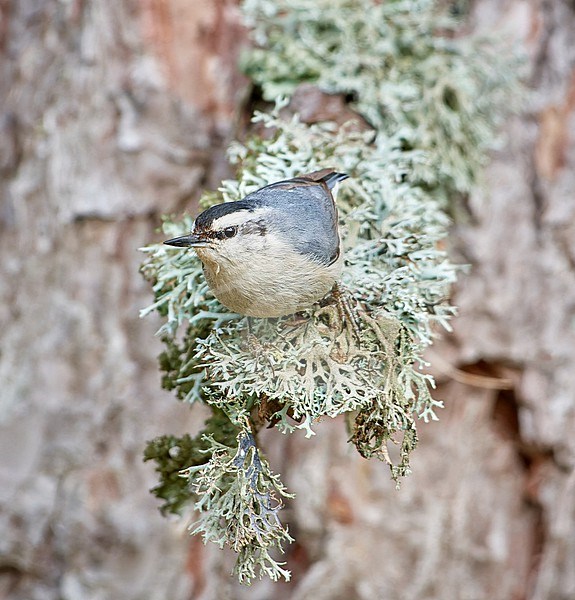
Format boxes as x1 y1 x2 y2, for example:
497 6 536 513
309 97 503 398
1 1 574 599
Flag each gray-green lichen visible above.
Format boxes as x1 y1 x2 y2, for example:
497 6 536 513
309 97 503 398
242 0 520 201
141 0 519 584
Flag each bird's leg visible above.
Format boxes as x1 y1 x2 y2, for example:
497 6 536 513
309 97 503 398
331 282 362 340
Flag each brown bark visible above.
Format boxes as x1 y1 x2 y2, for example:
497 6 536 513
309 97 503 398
0 2 246 599
1 1 574 599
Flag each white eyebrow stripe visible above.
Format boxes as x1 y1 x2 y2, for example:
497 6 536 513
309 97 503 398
210 207 270 230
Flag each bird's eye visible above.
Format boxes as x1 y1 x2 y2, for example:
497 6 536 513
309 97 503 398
223 226 237 239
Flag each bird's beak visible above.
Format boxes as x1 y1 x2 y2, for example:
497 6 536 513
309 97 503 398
163 233 210 248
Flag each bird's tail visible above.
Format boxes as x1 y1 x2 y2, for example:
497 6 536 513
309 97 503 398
303 169 349 190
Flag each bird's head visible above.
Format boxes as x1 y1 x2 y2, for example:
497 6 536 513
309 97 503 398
164 170 348 270
163 200 273 268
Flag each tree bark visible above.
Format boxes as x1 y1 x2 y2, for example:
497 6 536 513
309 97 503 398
0 2 246 599
1 1 574 599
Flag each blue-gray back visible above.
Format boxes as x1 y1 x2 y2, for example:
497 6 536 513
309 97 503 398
245 178 341 265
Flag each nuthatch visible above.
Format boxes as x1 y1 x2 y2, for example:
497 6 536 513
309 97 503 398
164 169 348 318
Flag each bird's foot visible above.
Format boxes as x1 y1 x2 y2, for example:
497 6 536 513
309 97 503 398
331 282 362 340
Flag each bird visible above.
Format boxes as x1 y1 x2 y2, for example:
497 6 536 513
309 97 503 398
164 169 349 318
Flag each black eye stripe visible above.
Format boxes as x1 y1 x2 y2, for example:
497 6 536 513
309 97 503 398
210 226 238 240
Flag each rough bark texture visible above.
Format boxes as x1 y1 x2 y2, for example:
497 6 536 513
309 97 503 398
1 1 574 599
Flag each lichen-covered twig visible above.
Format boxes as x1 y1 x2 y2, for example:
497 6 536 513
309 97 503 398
141 0 519 584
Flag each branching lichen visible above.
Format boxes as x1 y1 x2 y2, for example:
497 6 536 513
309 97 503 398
140 0 518 584
140 106 452 580
242 0 520 201
144 408 240 515
186 427 294 583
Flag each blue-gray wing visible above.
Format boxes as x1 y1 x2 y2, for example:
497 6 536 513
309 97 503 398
245 170 347 265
